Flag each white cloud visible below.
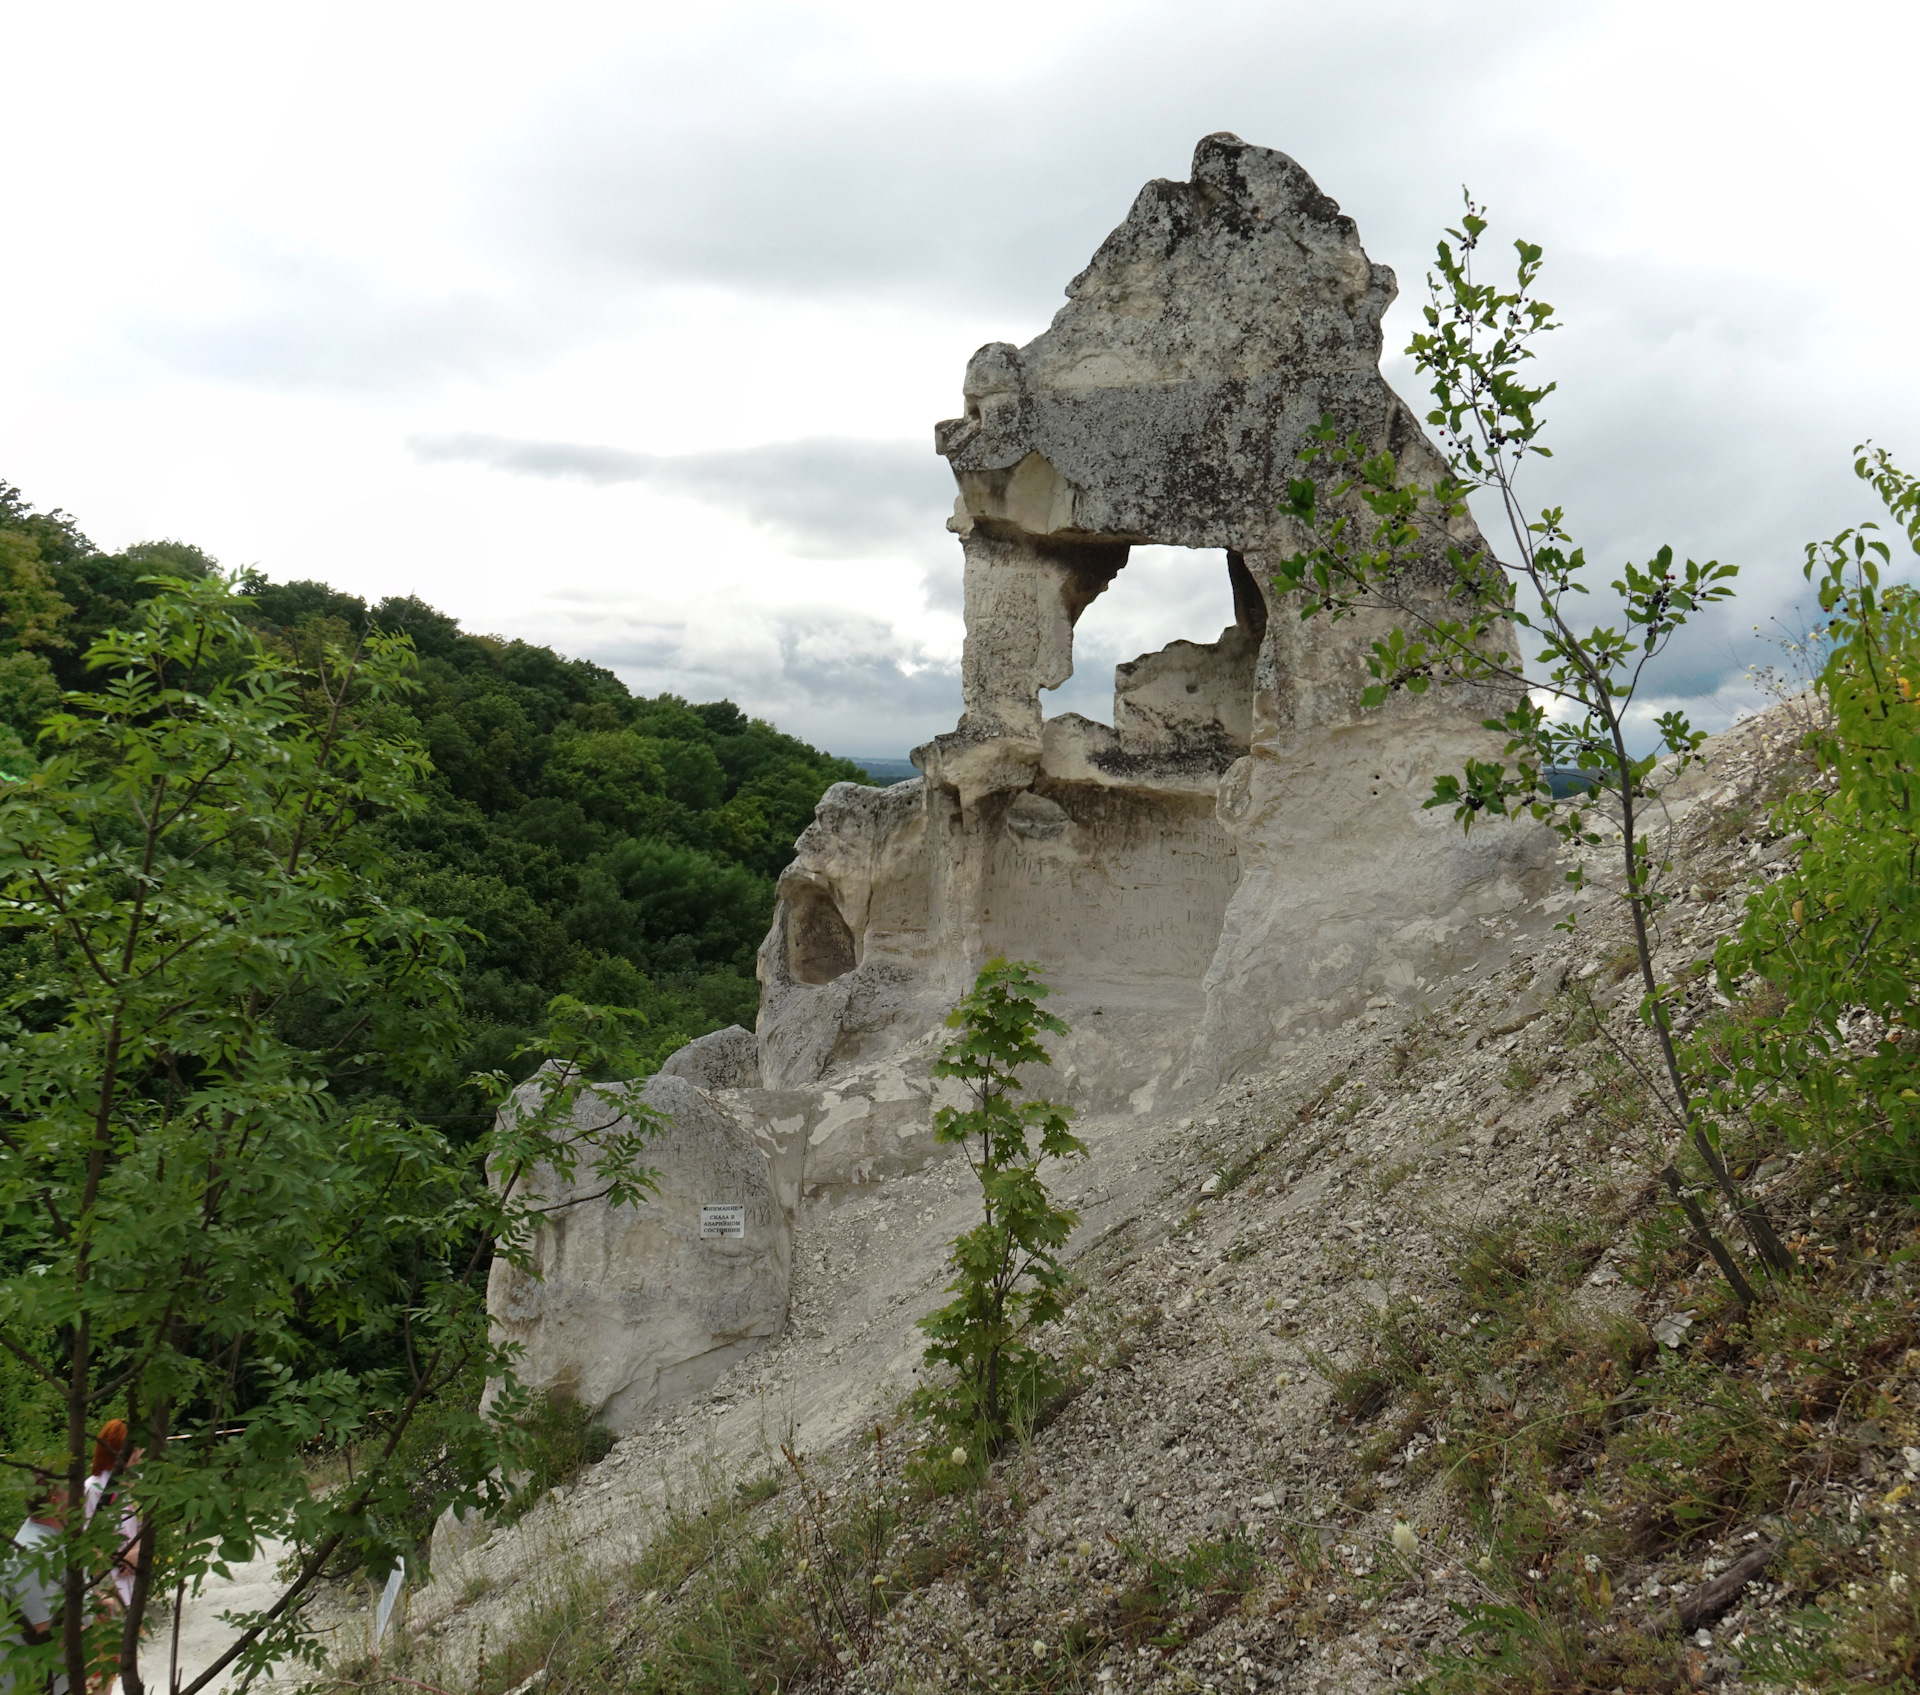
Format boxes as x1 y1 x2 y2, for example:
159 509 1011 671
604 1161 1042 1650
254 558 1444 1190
1044 548 1242 726
409 432 953 559
518 591 962 754
0 0 1916 756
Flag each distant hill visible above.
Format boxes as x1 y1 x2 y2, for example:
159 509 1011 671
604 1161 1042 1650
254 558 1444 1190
845 756 919 785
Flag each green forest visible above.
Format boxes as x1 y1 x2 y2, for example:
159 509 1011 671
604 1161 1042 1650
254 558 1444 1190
0 476 884 1608
0 479 868 1125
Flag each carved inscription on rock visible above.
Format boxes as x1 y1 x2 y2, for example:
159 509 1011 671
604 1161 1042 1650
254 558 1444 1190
979 788 1237 981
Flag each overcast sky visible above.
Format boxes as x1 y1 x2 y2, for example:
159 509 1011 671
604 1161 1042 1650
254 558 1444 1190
4 1 1916 755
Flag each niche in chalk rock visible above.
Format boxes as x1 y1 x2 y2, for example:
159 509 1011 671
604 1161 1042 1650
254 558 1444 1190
486 1072 793 1432
784 876 858 985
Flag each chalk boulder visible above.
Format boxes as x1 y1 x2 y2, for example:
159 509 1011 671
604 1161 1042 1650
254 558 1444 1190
486 1073 793 1430
657 1024 761 1091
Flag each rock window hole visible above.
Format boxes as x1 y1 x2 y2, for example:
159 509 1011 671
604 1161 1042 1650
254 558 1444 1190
1045 546 1240 726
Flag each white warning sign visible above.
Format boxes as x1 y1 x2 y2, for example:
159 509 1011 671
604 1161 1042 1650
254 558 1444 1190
700 1203 746 1239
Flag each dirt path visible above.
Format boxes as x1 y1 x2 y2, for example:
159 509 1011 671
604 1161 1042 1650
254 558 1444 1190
146 1540 292 1695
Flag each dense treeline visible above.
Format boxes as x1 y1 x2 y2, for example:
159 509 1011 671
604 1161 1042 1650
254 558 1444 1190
0 481 866 1128
0 481 867 1544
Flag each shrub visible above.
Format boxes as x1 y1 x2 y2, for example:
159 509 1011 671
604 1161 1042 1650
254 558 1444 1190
504 1390 617 1523
911 960 1085 1456
1700 447 1920 1190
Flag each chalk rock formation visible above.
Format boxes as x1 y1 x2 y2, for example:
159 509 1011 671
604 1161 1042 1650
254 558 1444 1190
486 1073 794 1429
657 1024 761 1091
490 135 1556 1432
760 133 1553 1111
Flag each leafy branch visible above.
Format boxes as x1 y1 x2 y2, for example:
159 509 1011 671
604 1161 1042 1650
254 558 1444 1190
1273 193 1786 1299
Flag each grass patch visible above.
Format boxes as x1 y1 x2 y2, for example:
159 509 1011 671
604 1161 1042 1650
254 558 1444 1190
1577 1050 1656 1153
1280 1072 1353 1128
1213 1147 1270 1196
318 1410 1285 1695
1738 1521 1920 1688
503 1390 618 1525
1312 1159 1920 1692
1558 987 1608 1048
734 1473 781 1507
1373 1157 1419 1196
1501 1057 1545 1094
1395 1019 1447 1077
1112 1530 1264 1650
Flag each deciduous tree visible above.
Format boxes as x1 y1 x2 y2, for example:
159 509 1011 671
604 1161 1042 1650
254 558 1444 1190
913 961 1084 1454
0 576 654 1695
1274 198 1785 1299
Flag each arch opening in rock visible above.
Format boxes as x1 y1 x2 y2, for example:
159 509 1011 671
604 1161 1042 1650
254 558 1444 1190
1037 546 1266 784
967 548 1269 1012
1045 545 1244 730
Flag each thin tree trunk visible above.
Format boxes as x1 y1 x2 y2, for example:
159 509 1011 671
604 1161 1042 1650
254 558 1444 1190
119 1395 167 1695
62 1311 92 1695
1614 725 1793 1278
1662 1165 1757 1307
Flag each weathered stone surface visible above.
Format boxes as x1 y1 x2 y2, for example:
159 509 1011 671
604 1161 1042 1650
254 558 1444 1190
487 1073 792 1431
757 780 943 1091
938 134 1410 552
657 1024 760 1091
482 1051 965 1432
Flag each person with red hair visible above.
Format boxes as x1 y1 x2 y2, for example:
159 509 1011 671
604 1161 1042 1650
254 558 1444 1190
81 1424 141 1612
80 1423 143 1694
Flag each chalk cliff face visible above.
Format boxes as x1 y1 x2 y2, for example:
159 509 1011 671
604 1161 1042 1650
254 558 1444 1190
760 132 1551 1114
490 136 1555 1430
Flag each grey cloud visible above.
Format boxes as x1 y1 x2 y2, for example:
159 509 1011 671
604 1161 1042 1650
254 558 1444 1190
497 0 1553 313
1380 250 1920 731
131 0 1916 746
467 1 1917 727
522 599 961 756
132 250 578 390
136 6 1552 394
919 550 964 615
410 431 956 561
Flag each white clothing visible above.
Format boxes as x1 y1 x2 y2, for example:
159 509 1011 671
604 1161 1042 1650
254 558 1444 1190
3 1518 68 1695
4 1520 57 1632
80 1476 138 1608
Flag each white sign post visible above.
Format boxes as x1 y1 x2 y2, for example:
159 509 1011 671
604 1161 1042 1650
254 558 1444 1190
374 1558 405 1650
699 1203 746 1239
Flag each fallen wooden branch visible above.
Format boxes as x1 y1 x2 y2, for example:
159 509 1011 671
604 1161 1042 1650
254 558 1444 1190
1674 1540 1777 1632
